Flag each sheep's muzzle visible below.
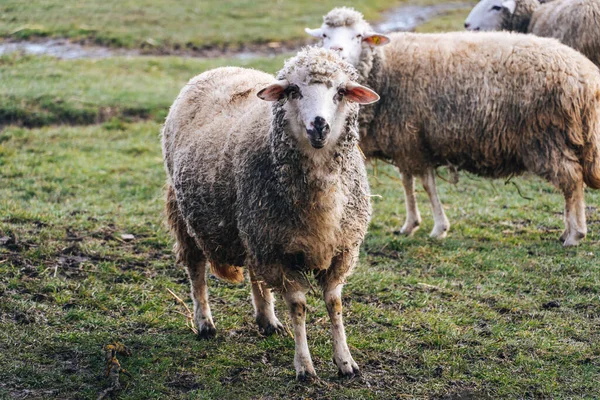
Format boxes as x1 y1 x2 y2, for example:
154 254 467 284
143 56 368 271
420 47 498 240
307 116 330 149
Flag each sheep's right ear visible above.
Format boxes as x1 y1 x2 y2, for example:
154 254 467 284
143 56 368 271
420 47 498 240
305 27 323 38
502 0 517 14
257 80 289 101
345 82 380 105
363 32 391 47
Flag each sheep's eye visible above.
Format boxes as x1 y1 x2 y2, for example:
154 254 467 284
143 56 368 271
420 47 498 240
356 34 362 39
491 5 502 11
335 88 346 101
322 33 328 38
286 85 301 99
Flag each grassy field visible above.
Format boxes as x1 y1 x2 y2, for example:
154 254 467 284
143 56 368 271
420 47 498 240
2 122 600 399
415 9 472 33
0 54 285 127
2 1 599 399
0 0 461 50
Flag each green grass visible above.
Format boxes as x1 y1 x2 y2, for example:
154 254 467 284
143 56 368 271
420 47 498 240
1 122 599 399
415 8 472 33
0 54 285 127
1 0 451 50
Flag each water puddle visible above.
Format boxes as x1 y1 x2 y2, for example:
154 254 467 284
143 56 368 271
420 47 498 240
0 2 473 60
0 39 138 59
375 2 472 32
0 38 287 60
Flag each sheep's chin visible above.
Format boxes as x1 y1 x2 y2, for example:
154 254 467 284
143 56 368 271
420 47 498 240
309 139 326 149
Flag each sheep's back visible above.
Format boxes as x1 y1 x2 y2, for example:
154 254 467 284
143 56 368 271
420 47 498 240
372 31 600 177
530 0 600 67
162 67 273 176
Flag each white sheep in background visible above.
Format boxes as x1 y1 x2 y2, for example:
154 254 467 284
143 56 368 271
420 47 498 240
162 47 380 379
307 7 600 246
465 0 600 67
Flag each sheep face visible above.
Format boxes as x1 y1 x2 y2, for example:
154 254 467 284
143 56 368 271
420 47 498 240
305 9 389 67
465 0 516 31
258 53 379 151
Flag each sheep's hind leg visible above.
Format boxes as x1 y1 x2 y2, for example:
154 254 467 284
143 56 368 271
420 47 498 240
187 259 217 338
283 290 316 381
176 246 215 338
399 172 422 235
250 270 284 336
421 168 450 238
166 185 216 338
562 179 587 247
322 280 358 377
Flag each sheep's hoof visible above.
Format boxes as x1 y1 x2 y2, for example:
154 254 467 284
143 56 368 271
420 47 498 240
335 357 360 378
296 369 318 382
197 323 217 339
256 315 285 336
430 226 449 239
563 230 586 247
399 221 420 236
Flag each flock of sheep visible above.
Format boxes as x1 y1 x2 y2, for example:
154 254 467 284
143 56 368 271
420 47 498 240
161 1 600 380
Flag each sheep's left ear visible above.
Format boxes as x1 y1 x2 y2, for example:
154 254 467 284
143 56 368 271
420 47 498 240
502 0 517 14
305 28 323 38
363 32 391 47
345 82 380 105
257 80 289 101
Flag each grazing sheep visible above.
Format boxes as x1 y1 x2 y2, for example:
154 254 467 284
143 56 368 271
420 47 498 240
465 0 600 67
162 47 379 379
307 8 600 246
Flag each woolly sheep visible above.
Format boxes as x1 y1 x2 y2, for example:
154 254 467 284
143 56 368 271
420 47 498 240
161 47 380 379
307 8 600 246
465 0 600 67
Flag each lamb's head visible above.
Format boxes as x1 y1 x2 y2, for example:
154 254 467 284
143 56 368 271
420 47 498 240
257 47 379 150
304 7 389 68
465 0 517 31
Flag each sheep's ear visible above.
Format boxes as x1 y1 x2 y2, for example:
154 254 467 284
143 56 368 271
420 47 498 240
363 32 391 47
502 0 517 14
345 82 380 105
257 80 289 101
305 28 323 38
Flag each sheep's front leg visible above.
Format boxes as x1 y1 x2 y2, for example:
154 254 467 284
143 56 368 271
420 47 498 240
283 290 316 380
421 168 450 238
250 270 284 336
399 172 422 235
323 282 359 377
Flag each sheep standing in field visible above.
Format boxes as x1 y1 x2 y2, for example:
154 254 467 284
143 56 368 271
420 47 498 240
306 8 600 246
465 0 600 67
162 47 379 379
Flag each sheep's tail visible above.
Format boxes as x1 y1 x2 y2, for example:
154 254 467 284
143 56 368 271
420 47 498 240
582 96 600 190
210 263 245 284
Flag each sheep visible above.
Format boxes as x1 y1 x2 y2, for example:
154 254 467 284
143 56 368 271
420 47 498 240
161 46 380 379
465 0 600 67
306 8 600 246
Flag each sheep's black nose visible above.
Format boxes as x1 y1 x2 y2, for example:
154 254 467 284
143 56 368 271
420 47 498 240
314 116 326 128
313 116 330 135
309 117 329 140
464 22 471 29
